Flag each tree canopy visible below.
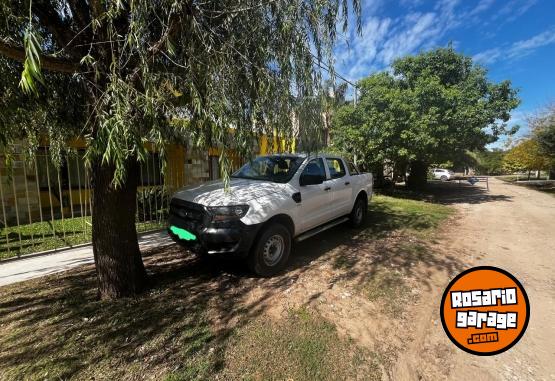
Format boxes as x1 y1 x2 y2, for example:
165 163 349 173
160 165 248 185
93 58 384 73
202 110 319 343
331 47 520 186
0 0 360 298
503 139 551 174
529 103 555 177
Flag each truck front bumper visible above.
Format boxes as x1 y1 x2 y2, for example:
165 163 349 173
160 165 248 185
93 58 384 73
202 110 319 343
167 214 261 257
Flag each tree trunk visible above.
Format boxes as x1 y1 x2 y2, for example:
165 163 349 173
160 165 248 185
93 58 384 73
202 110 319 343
527 170 531 181
407 160 428 190
549 168 555 180
91 158 147 299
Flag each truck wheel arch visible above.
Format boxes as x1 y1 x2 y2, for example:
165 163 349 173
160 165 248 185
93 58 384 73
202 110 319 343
262 214 295 238
355 190 368 206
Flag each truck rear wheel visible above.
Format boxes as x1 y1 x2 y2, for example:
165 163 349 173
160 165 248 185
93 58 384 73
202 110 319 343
248 223 291 277
349 196 367 228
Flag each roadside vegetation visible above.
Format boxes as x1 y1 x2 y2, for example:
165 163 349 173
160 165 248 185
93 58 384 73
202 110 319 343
0 217 163 260
0 193 455 380
367 195 453 239
498 176 555 196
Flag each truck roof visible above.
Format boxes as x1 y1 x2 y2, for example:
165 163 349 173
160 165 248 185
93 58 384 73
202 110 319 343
261 152 344 160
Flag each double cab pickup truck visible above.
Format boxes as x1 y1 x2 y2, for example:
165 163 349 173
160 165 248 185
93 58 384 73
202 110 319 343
168 154 373 276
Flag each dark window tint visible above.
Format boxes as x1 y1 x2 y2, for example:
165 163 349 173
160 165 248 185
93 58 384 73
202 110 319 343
326 158 346 179
302 158 326 178
347 161 359 175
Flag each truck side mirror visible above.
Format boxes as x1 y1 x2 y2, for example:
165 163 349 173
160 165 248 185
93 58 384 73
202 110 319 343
300 174 325 186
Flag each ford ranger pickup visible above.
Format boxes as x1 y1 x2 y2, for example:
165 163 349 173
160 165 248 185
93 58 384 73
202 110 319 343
168 153 373 276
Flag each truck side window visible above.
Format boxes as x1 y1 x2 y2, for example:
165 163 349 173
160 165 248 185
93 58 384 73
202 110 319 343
326 158 346 179
347 161 359 175
302 158 326 178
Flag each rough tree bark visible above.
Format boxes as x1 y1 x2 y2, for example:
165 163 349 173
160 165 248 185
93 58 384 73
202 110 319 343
407 160 428 190
91 157 147 299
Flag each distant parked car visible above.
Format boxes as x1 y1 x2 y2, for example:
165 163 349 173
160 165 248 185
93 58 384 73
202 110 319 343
431 168 454 181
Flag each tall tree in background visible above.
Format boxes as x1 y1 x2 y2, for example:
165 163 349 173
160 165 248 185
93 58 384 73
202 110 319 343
322 79 348 145
530 103 555 179
472 149 507 175
0 0 360 298
503 139 550 179
331 47 520 189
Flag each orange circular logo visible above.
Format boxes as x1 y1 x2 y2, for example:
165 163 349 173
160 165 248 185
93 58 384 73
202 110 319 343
440 266 530 356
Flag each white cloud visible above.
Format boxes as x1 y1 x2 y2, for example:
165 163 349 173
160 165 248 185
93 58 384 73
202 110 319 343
474 28 555 64
469 0 496 17
334 0 543 82
473 48 502 65
508 28 555 59
495 0 537 23
335 0 465 80
377 12 441 65
339 17 392 78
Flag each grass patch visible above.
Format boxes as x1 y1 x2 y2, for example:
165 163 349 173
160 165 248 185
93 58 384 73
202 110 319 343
498 175 550 182
361 268 410 315
0 216 164 260
507 180 555 196
366 195 453 238
217 307 381 381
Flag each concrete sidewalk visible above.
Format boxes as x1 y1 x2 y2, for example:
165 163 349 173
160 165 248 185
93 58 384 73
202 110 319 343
0 231 173 286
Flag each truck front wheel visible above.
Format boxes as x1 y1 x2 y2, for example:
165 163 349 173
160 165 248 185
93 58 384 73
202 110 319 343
248 223 291 277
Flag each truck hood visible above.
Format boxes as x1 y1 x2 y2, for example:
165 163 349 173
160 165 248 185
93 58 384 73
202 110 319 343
172 178 286 205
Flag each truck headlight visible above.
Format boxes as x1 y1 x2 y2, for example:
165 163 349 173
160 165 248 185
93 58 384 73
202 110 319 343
207 205 249 221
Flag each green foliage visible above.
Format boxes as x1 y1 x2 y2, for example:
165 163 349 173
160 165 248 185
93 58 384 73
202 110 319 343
19 26 45 94
473 149 507 175
331 47 520 174
0 0 361 186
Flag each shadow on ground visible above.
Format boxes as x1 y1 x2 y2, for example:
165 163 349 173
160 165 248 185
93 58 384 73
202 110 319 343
0 184 470 379
381 181 513 205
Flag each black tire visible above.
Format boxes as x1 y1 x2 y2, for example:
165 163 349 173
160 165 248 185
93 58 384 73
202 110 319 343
349 196 367 227
440 175 448 181
248 223 291 277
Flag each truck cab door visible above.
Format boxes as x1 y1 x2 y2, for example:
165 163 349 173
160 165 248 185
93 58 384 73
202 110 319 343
324 157 352 217
297 158 334 232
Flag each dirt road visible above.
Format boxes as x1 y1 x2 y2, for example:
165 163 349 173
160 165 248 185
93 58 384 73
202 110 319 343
394 178 555 380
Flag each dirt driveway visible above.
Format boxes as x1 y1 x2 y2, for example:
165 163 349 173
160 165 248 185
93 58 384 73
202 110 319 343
394 178 555 380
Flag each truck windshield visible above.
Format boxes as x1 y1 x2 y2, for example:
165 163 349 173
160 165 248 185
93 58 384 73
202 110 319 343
231 156 305 183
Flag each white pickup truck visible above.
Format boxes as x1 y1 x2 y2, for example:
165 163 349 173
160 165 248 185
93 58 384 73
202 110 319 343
168 153 373 276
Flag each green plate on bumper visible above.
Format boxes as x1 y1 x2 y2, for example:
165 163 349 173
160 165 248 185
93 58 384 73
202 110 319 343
169 226 197 241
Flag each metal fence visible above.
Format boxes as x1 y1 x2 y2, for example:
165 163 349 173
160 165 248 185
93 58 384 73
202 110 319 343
0 148 187 260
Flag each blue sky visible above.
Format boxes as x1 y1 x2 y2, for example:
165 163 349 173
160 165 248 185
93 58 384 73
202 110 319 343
333 0 555 148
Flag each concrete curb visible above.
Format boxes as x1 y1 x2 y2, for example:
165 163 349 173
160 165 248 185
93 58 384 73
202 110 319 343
0 228 167 265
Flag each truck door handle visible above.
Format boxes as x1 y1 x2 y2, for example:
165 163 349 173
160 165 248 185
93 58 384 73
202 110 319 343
345 182 350 186
324 186 331 191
